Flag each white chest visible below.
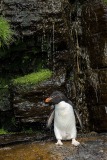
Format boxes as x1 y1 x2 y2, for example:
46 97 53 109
54 101 75 127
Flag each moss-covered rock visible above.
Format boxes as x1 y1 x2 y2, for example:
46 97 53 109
9 67 67 129
13 69 52 85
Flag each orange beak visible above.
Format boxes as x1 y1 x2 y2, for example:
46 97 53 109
45 97 52 103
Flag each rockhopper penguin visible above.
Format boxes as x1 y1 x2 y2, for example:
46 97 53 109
45 91 80 146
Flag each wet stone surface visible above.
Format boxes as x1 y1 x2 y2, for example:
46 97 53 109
0 133 107 160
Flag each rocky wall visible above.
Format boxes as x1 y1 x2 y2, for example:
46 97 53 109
0 0 69 74
0 0 107 133
76 0 107 132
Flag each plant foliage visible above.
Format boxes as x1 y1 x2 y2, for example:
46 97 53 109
13 69 52 85
0 128 8 134
0 16 14 47
103 0 107 3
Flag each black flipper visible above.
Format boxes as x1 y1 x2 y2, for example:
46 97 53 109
47 110 55 128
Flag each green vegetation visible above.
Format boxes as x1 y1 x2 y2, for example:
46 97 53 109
0 78 8 89
0 128 8 134
13 69 52 85
103 0 107 3
0 16 14 48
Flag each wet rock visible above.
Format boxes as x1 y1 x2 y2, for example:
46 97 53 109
0 132 49 147
1 0 107 133
0 88 10 111
1 0 63 37
73 1 107 132
64 139 107 160
0 0 68 74
84 68 107 131
81 1 107 69
11 74 67 127
0 87 15 131
0 134 107 160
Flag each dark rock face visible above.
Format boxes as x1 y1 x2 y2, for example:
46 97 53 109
0 0 107 132
62 0 107 132
80 1 107 132
1 0 61 35
0 0 68 74
0 0 69 130
12 76 67 125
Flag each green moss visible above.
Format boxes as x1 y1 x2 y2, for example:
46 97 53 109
13 69 52 85
0 16 14 47
0 128 8 134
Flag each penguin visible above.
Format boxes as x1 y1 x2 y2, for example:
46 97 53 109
46 91 82 129
45 91 80 146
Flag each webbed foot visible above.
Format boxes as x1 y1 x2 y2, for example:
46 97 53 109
72 139 80 146
56 140 63 146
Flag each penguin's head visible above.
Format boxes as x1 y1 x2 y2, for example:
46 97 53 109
45 91 68 105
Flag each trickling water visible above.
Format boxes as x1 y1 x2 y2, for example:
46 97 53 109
104 42 107 56
47 36 52 67
52 22 55 72
41 34 44 52
52 22 55 53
